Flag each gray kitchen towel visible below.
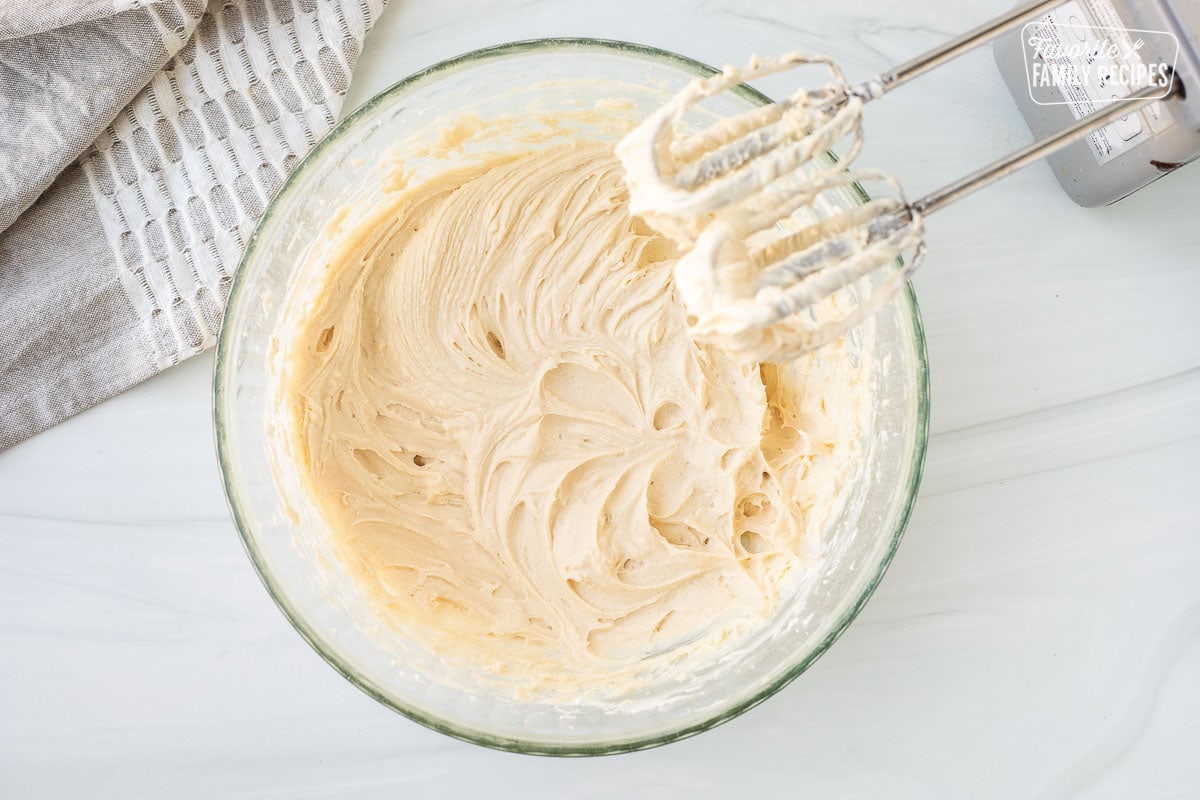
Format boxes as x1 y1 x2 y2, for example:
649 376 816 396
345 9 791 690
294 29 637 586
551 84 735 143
0 0 387 450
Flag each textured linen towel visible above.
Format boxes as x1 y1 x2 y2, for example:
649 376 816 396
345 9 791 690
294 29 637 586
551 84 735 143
0 0 386 450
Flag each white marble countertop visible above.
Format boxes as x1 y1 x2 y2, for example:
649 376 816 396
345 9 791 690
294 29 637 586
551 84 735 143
3 0 1198 796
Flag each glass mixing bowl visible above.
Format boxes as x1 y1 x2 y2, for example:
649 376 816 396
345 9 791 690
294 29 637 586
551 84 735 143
214 38 929 755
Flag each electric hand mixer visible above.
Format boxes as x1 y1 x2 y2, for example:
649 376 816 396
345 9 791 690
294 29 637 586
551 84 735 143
616 0 1196 361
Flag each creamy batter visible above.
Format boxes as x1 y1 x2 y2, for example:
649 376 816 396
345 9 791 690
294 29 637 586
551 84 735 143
273 117 870 697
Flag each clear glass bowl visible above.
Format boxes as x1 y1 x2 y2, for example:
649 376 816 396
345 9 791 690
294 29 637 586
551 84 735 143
213 38 929 755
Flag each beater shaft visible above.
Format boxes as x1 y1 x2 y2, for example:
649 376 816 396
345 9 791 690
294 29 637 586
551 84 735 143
866 73 1185 244
876 0 1064 94
912 75 1183 216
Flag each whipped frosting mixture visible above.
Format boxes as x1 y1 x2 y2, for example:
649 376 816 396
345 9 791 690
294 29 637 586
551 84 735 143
274 118 871 696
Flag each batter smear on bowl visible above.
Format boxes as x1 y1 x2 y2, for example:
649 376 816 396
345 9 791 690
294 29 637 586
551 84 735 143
273 117 871 698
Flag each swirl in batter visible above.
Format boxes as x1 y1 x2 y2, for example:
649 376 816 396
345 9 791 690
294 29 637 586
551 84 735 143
276 131 869 696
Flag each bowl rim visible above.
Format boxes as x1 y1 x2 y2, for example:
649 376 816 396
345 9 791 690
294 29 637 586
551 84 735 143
213 36 930 757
